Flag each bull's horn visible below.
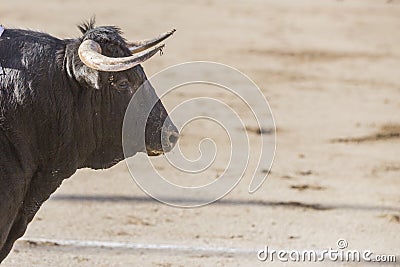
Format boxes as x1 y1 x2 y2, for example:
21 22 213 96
78 39 164 72
127 29 176 54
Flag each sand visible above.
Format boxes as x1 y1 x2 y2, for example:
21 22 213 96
1 0 399 266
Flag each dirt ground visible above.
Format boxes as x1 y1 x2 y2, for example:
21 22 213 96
1 0 400 266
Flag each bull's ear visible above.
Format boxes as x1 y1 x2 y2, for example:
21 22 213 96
65 43 101 90
72 61 101 90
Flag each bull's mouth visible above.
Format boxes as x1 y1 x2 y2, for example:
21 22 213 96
146 149 164 157
145 142 176 156
145 130 179 156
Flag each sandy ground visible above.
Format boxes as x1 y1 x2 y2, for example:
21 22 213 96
1 0 400 266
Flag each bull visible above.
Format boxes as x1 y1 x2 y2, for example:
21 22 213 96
0 19 179 262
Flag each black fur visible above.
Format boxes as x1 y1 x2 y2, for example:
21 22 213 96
0 20 177 262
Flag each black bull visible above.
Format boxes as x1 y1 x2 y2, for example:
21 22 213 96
0 21 178 261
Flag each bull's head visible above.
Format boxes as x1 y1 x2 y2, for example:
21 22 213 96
69 20 178 167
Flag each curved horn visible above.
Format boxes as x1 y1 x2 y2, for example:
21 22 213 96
127 29 176 54
78 39 164 72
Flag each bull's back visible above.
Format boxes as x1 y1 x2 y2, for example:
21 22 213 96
0 28 64 103
0 28 66 144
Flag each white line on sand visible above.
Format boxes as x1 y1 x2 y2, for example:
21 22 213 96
21 237 257 255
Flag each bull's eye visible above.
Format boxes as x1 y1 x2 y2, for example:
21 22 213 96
116 79 130 90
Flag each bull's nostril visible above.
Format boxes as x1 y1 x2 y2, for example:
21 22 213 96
168 132 179 144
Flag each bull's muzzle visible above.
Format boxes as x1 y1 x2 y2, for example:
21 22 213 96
163 130 179 152
146 127 179 156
